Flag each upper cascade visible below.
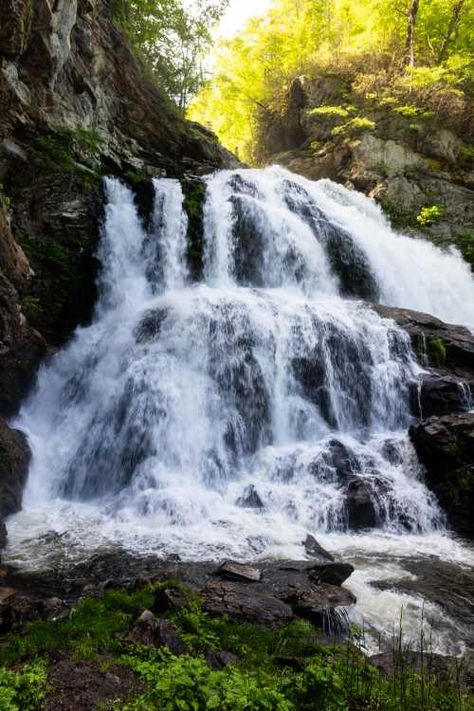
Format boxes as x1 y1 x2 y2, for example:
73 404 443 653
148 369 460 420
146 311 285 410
12 167 474 560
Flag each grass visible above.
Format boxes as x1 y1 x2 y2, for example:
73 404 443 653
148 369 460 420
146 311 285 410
0 582 472 710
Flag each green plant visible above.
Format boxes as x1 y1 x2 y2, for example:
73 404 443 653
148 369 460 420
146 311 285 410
416 204 444 227
33 126 105 172
309 105 351 118
331 116 375 136
0 660 47 711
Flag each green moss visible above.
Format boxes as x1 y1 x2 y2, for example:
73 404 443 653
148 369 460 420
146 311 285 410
454 231 474 272
32 126 105 173
379 200 418 230
427 337 447 368
182 179 207 281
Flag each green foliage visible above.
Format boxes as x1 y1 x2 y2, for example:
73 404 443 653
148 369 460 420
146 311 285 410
1 583 472 711
455 231 474 270
416 204 444 227
0 587 155 665
122 651 292 710
0 183 12 208
33 126 105 172
119 0 228 111
0 660 47 711
331 116 375 137
309 105 351 117
191 0 474 161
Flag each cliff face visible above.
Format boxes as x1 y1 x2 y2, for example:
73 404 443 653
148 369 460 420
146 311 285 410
0 0 236 417
260 76 474 265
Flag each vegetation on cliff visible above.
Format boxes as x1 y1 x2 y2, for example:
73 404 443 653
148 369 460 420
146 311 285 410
117 0 229 111
190 0 473 161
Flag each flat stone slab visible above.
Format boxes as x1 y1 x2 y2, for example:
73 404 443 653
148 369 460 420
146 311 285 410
218 561 262 582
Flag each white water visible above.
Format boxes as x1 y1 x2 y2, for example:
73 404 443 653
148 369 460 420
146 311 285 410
7 166 474 654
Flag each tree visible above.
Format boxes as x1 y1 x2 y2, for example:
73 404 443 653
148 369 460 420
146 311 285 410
120 0 229 112
437 0 466 64
405 0 420 66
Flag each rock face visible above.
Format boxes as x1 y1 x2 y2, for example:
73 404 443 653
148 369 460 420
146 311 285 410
0 418 31 551
373 304 474 419
0 0 236 417
410 414 474 537
372 304 474 538
259 76 474 263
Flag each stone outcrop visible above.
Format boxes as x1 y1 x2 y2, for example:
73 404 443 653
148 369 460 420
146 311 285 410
260 76 474 262
371 304 474 537
0 547 356 633
410 413 474 537
373 304 474 419
0 418 31 551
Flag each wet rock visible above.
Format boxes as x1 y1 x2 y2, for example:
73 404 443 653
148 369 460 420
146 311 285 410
205 649 238 670
417 371 473 418
345 478 378 530
304 534 334 561
286 584 356 628
201 580 294 628
372 305 474 376
126 613 187 655
308 562 354 586
0 417 31 549
410 413 474 537
236 485 264 509
218 561 262 583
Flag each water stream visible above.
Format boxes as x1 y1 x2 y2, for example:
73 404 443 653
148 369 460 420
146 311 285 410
7 166 474 654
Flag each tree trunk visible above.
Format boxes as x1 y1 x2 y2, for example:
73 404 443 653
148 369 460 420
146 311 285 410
405 0 420 66
437 0 465 64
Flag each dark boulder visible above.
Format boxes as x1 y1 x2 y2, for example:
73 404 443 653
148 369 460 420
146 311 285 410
126 610 187 655
308 562 354 587
152 583 196 614
201 579 294 628
345 478 378 530
236 484 264 509
415 371 473 418
410 413 474 537
0 418 31 548
286 585 356 628
205 649 238 670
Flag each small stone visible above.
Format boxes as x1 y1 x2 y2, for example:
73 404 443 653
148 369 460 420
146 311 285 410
218 561 262 583
205 649 238 670
126 617 187 655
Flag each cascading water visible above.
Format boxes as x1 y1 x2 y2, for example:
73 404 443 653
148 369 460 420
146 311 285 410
7 166 474 653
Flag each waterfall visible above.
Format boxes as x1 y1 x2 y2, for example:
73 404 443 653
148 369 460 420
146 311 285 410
11 165 474 565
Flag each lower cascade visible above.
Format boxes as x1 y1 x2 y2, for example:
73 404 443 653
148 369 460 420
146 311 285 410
8 167 474 652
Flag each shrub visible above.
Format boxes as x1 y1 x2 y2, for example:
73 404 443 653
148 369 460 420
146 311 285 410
416 204 444 227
